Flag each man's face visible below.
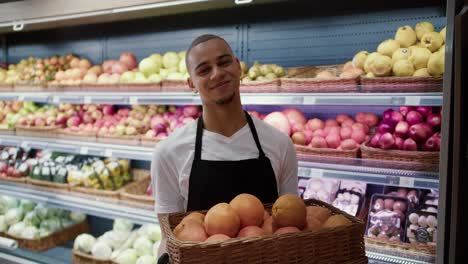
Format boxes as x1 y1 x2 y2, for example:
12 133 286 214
187 39 242 106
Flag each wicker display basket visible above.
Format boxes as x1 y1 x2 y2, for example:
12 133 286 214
140 137 162 148
280 64 359 93
360 76 443 93
27 177 70 191
56 129 97 142
120 176 154 206
240 79 281 93
0 127 15 135
0 176 27 184
14 82 46 92
5 220 89 252
295 144 360 159
0 84 13 91
161 80 191 92
72 250 115 264
97 134 141 146
360 143 439 171
161 199 367 264
15 125 60 138
118 83 162 92
70 169 149 200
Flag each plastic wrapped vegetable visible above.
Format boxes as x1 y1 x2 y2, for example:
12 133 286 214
5 208 24 226
19 199 36 213
133 236 152 256
111 231 138 260
23 211 41 227
92 241 113 260
0 196 18 214
21 226 40 239
34 203 49 220
40 217 62 233
74 234 97 254
115 249 138 264
7 222 26 236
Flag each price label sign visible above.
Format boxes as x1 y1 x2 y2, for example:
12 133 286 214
104 149 113 157
399 177 415 188
80 147 89 155
129 97 138 105
84 96 92 104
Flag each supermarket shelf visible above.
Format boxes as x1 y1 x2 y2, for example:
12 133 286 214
0 246 71 264
0 92 443 106
298 161 439 189
366 249 435 264
0 181 157 225
0 135 154 161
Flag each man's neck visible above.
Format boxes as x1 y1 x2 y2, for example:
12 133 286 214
202 98 247 138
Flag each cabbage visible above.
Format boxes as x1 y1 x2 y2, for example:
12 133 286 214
40 217 62 233
70 211 87 223
116 249 138 264
74 234 96 253
98 230 131 250
38 228 52 238
34 204 49 220
162 52 180 69
0 196 18 214
5 208 24 226
136 255 157 264
138 224 161 242
92 241 112 260
0 215 7 232
147 74 162 83
21 226 39 239
113 219 133 232
149 54 163 66
152 241 161 257
23 211 41 227
133 236 152 257
111 231 138 260
46 208 61 218
7 222 26 237
56 209 71 219
19 199 36 213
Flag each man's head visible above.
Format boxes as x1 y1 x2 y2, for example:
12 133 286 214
186 34 242 106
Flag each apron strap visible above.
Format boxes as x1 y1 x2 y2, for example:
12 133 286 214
244 111 266 158
194 111 266 161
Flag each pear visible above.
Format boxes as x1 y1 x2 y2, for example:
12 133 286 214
364 52 380 73
439 44 446 53
427 51 445 76
377 39 401 57
392 48 411 63
352 51 369 70
440 27 446 43
369 55 393 77
366 72 375 78
413 68 431 77
408 45 419 53
393 60 414 77
415 21 435 40
409 47 432 70
421 32 444 52
395 25 417 48
240 61 248 74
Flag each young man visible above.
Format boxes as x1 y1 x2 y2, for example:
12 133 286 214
153 34 298 261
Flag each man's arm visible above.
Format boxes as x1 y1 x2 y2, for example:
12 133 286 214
279 140 299 195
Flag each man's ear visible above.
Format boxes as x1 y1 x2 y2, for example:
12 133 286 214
187 77 197 93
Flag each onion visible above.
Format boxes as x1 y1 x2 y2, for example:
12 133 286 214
399 106 415 117
155 123 167 134
427 113 441 130
379 132 395 150
409 124 429 142
390 111 404 125
403 138 418 151
102 105 115 116
183 106 200 118
394 121 409 138
370 133 381 147
395 137 404 150
423 136 441 151
378 121 395 134
420 123 434 138
365 113 379 127
383 109 394 122
416 106 433 118
406 111 423 126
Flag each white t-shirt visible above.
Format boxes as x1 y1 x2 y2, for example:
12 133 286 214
151 115 298 214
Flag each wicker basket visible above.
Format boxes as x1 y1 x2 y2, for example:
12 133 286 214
27 177 70 191
118 83 162 92
360 76 443 93
0 84 13 91
280 64 359 93
161 199 367 264
70 169 149 200
56 129 97 142
6 220 89 251
0 176 27 184
240 79 281 93
365 236 436 255
360 143 439 171
0 127 15 135
14 82 46 92
161 80 191 92
15 125 60 138
72 250 115 264
140 137 162 148
97 134 141 146
120 176 154 206
295 144 360 159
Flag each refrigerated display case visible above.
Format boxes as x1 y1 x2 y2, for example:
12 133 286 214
0 0 465 263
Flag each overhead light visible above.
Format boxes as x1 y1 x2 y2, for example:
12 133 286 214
235 0 253 4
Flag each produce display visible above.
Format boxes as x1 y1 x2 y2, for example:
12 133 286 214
302 178 340 204
172 193 351 243
406 211 437 245
74 218 162 263
0 101 26 129
332 181 367 216
352 22 446 77
0 147 33 179
242 61 286 82
0 195 87 239
370 106 441 151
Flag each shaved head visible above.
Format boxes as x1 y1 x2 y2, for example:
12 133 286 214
186 34 233 70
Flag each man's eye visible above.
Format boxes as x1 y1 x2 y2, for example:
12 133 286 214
219 60 231 66
198 68 210 75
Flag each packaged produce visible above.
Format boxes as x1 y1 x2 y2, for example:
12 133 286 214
406 211 437 245
303 178 341 204
332 180 367 216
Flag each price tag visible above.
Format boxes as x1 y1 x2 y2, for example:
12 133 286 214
129 97 138 105
387 176 400 186
84 96 92 104
405 96 421 106
399 177 415 188
80 147 89 155
298 167 311 177
291 96 304 105
302 96 316 105
18 94 25 101
104 149 113 157
53 96 60 103
21 141 28 149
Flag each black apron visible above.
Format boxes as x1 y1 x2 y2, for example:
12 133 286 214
158 112 278 264
187 111 279 211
